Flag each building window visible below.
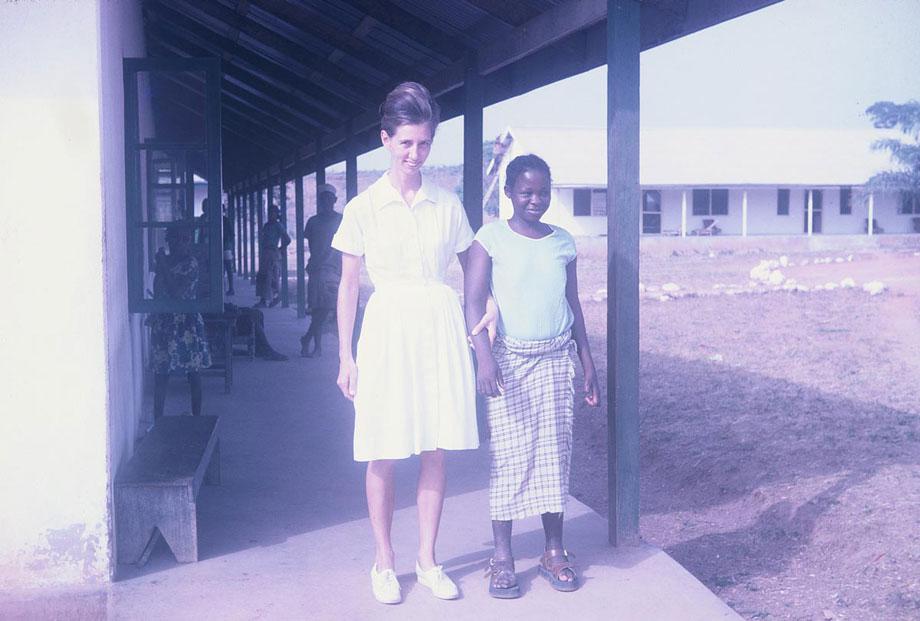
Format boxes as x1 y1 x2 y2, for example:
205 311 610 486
839 187 852 215
590 189 607 216
899 191 920 214
692 188 729 216
642 190 661 234
777 188 790 215
803 189 824 211
573 189 591 216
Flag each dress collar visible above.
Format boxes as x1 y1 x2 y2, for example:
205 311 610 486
369 172 439 210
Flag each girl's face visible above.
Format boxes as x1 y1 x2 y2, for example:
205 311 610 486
505 168 551 223
381 123 433 176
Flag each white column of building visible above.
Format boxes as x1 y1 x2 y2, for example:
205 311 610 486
868 192 875 236
680 190 687 237
807 190 814 237
742 190 748 237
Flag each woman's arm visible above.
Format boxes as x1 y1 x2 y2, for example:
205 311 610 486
464 242 503 396
336 253 361 400
565 259 600 407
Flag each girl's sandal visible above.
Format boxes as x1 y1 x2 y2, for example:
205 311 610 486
485 557 521 599
539 549 579 592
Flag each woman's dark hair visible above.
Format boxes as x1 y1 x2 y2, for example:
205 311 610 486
505 154 552 189
379 82 440 136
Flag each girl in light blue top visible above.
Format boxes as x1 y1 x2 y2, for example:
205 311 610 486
465 154 600 599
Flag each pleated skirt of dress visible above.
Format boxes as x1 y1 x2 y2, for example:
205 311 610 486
352 282 478 461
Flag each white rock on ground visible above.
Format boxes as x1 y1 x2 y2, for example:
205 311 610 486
662 283 680 293
835 257 844 263
863 281 887 296
639 283 646 293
847 254 854 262
707 354 724 362
768 270 785 286
658 294 671 302
824 282 839 290
779 255 789 267
840 278 856 288
592 288 608 302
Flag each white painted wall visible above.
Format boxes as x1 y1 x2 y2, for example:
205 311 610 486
98 0 148 577
0 0 146 589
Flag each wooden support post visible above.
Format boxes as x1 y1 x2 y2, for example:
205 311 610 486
316 148 326 187
239 192 246 276
249 188 256 280
807 189 814 237
463 53 484 231
295 174 307 318
253 186 262 274
742 190 749 237
279 173 290 308
868 192 875 236
606 0 641 547
233 191 243 276
680 190 687 238
346 122 358 202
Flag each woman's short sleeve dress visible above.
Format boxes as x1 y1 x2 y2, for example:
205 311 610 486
332 173 478 461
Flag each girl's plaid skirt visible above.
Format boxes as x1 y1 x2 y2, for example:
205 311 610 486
487 330 576 521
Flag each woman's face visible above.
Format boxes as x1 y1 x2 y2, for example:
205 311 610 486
505 168 551 224
381 123 433 176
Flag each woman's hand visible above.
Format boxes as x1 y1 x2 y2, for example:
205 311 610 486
337 357 358 401
476 354 504 398
470 297 499 345
582 359 600 407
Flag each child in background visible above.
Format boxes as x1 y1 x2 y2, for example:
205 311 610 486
465 154 600 598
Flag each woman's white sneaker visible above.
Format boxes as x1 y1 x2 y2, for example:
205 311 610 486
415 562 459 600
370 564 402 604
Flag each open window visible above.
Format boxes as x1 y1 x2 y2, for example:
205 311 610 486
124 57 223 314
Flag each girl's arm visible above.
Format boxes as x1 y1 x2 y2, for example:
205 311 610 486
463 241 503 396
565 259 600 407
336 253 361 400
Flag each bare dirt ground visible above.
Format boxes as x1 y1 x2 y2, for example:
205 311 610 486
571 240 920 621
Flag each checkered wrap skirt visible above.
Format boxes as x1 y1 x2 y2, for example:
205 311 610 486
487 330 576 521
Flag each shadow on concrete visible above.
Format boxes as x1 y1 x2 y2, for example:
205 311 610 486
118 283 492 580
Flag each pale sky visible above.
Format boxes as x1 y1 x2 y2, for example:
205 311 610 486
349 0 920 171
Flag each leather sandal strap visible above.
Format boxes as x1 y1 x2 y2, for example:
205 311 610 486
542 550 577 579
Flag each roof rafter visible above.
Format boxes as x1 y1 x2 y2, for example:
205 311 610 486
155 0 374 105
245 0 419 81
148 33 325 135
145 1 362 113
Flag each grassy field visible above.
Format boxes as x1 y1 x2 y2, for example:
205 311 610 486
570 239 920 621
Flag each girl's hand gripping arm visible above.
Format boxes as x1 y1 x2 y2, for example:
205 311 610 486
463 242 504 397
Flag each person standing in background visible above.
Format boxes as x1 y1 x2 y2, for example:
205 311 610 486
300 183 343 357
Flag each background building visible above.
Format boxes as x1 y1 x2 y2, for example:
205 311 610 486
493 127 914 237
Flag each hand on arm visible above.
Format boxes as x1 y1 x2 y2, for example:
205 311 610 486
463 242 503 397
336 253 361 401
566 259 600 407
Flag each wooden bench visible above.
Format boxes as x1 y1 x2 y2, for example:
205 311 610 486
115 415 221 566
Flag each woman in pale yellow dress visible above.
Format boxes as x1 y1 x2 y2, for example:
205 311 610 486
333 82 491 605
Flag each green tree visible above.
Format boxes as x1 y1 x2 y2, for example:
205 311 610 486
865 100 920 195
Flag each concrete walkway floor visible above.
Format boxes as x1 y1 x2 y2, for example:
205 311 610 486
2 282 740 620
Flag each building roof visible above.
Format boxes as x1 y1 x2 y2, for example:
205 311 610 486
142 0 782 185
503 126 900 187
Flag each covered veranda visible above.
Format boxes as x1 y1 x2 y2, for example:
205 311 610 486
1 0 779 616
